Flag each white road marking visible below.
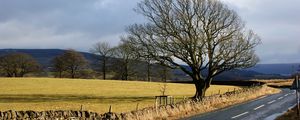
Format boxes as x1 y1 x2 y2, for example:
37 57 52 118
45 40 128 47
254 104 265 110
284 94 289 97
231 112 249 119
278 97 283 100
267 100 276 104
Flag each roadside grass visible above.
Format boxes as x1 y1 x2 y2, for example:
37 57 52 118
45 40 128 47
0 77 240 113
123 85 280 120
276 105 299 120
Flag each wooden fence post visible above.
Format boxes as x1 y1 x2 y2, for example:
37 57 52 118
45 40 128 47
155 97 158 115
155 97 158 111
173 97 175 104
109 105 112 113
136 103 139 111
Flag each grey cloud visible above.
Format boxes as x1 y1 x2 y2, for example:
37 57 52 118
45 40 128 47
0 0 143 51
0 0 299 63
225 0 300 63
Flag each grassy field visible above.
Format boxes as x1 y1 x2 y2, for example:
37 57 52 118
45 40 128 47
253 79 293 88
0 78 241 113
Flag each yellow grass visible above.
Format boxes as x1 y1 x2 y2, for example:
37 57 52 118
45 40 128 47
0 77 240 113
124 85 280 120
253 79 293 87
253 79 292 83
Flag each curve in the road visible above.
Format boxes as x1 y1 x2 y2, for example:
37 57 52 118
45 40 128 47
185 89 297 120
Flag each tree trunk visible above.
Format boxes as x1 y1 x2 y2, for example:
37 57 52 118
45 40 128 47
14 72 17 77
71 69 75 78
59 71 62 78
193 77 214 100
147 60 151 82
124 62 128 80
103 57 106 80
162 67 167 82
192 73 209 100
194 83 208 99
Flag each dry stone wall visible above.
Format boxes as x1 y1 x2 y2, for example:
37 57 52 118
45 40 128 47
0 110 121 120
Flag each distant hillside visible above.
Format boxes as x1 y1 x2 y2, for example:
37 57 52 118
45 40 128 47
0 49 289 80
0 49 97 68
248 64 300 76
172 66 287 82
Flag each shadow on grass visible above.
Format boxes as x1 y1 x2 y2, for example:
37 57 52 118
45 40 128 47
0 94 154 103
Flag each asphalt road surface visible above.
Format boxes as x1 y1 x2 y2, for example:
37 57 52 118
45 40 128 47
186 89 297 120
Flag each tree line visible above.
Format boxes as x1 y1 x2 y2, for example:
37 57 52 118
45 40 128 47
0 42 171 81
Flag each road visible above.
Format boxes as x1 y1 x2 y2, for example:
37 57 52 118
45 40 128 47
186 89 297 120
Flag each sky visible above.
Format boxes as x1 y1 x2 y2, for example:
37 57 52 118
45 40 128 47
0 0 299 64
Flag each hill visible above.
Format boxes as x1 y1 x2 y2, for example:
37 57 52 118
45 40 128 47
0 49 289 81
172 66 286 82
247 63 300 76
0 49 97 68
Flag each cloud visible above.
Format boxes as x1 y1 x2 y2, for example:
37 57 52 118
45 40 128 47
0 20 91 50
0 0 143 51
221 0 300 63
221 0 261 12
0 0 299 63
94 0 121 10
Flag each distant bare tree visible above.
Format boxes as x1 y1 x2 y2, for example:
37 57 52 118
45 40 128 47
52 50 88 78
158 65 172 82
126 0 260 99
121 37 155 82
0 53 40 77
51 56 66 78
112 41 138 80
90 42 114 80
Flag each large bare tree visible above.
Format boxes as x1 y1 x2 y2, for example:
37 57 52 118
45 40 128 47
90 42 114 80
126 0 260 99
